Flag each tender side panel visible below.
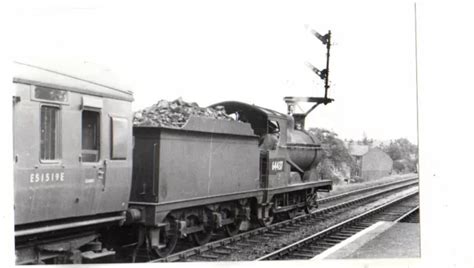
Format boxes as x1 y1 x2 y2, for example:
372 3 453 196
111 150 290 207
157 129 260 203
130 120 260 208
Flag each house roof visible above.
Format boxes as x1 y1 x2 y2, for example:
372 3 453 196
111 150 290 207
348 144 370 156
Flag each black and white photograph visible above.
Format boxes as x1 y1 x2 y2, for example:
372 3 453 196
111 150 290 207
2 0 474 267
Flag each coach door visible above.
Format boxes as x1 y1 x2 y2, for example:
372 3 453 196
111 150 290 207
80 96 106 214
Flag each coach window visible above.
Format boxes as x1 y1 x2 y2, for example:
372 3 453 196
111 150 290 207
82 110 100 162
111 117 128 159
40 106 60 161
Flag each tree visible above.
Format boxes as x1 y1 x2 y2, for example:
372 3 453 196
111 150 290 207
361 132 373 146
380 138 418 173
393 160 406 173
308 128 356 183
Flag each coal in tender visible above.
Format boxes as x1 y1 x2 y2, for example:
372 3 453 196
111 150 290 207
133 97 234 128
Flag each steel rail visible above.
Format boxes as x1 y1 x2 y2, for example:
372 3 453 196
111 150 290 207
394 205 420 222
318 176 418 204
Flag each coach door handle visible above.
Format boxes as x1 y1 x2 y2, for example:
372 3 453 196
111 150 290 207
97 168 104 179
98 160 107 191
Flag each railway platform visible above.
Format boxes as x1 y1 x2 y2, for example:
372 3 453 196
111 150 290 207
312 221 420 260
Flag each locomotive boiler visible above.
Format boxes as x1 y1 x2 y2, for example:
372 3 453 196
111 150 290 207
12 61 333 264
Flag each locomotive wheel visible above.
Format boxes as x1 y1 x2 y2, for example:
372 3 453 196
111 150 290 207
258 216 274 227
258 208 274 227
304 204 317 214
191 230 212 246
287 209 297 219
224 223 240 237
152 218 179 258
189 216 212 246
305 191 318 214
223 209 241 237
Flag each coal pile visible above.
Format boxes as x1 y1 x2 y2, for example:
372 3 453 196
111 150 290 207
133 98 234 128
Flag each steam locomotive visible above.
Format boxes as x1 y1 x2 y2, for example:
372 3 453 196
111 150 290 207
13 61 332 264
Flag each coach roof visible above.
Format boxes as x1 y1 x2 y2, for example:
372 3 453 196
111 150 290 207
13 61 134 102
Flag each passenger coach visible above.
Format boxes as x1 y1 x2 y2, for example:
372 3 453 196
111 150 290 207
13 62 134 264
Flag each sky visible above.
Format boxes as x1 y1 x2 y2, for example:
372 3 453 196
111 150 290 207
11 0 418 144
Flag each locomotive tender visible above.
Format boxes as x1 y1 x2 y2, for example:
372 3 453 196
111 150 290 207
13 61 332 264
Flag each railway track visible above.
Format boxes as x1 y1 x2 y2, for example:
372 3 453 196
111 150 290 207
318 176 417 206
257 190 419 261
149 177 418 262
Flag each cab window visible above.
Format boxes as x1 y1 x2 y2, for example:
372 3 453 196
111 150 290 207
82 110 100 162
268 120 280 136
40 106 60 160
259 120 280 151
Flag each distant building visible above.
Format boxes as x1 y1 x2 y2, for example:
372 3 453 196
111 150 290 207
348 144 393 181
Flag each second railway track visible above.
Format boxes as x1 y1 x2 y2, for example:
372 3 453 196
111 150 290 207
257 189 419 261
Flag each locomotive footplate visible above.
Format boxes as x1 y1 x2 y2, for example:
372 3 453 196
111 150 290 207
265 179 333 196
